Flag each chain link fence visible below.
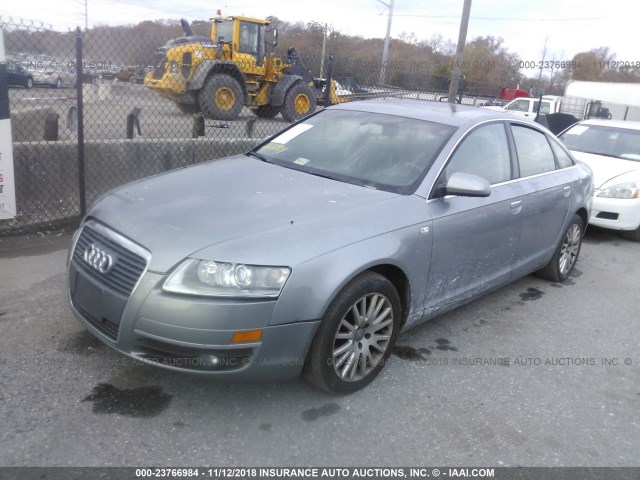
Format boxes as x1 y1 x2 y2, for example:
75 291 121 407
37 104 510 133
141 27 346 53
0 16 510 236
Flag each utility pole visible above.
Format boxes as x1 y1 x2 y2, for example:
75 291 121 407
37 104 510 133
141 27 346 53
537 37 549 94
320 23 328 78
377 0 394 84
75 0 88 30
448 0 472 103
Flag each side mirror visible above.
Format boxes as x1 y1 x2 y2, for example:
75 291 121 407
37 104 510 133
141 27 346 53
272 29 278 48
445 172 491 197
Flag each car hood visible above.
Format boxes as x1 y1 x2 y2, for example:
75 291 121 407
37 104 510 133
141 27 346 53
570 151 640 189
88 155 412 272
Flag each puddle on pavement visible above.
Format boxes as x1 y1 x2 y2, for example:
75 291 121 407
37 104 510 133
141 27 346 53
435 338 458 351
391 345 425 361
519 287 545 301
301 403 340 422
82 383 172 417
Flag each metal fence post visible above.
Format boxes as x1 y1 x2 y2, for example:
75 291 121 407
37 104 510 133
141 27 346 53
75 26 86 217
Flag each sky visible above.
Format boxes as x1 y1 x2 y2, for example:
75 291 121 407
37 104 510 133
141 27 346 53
1 0 636 75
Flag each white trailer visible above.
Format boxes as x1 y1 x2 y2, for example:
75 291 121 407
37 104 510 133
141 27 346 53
564 81 640 121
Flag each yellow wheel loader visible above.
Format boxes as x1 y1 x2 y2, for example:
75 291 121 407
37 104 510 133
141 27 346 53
145 15 348 122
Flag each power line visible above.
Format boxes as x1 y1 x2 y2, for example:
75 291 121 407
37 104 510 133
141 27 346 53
389 14 609 22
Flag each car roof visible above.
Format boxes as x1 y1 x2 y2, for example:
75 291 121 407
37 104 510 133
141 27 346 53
328 98 525 129
576 119 640 131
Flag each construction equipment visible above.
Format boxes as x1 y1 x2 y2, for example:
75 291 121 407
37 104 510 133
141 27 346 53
145 15 348 122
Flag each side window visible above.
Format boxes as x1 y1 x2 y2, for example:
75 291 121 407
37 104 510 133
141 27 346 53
239 21 259 54
540 101 551 115
507 100 529 112
444 123 512 185
512 125 557 177
549 138 574 168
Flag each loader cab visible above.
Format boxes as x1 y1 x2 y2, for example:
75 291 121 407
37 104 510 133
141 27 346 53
212 16 271 69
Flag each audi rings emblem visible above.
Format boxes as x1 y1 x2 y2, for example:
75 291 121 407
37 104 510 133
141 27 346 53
83 244 114 274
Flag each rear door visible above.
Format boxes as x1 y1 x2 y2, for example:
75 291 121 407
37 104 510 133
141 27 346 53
424 122 523 316
509 123 573 276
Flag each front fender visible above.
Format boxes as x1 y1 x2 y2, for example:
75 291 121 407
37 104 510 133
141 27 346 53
270 75 302 107
188 60 246 91
269 224 432 330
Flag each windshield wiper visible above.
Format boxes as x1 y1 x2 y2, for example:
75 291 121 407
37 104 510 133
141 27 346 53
304 170 342 182
304 170 376 189
247 151 272 163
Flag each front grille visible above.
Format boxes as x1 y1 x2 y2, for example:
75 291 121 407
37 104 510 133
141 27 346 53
596 211 619 220
72 297 119 341
72 225 147 297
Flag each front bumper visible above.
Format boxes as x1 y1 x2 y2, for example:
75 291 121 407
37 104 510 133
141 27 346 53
67 223 319 381
590 194 640 231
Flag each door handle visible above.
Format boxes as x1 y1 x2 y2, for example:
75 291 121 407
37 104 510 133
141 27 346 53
563 186 571 197
510 200 522 214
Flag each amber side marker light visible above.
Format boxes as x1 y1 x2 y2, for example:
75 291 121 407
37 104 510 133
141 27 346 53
231 329 263 343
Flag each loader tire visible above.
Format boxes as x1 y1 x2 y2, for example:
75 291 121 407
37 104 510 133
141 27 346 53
176 102 200 114
252 105 281 119
198 74 243 121
281 82 317 123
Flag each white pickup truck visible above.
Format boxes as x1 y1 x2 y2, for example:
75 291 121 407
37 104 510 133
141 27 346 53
482 95 606 120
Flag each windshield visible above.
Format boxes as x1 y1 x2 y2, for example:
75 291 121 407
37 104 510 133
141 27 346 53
254 110 456 194
560 124 640 162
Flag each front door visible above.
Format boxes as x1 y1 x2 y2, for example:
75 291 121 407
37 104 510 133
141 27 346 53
424 122 522 317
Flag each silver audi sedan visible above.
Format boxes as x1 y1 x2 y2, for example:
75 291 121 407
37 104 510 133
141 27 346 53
68 100 593 393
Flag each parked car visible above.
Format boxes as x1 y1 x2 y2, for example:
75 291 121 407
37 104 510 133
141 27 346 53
6 59 34 88
80 68 98 84
128 68 147 84
96 66 117 80
67 100 592 393
30 65 76 88
559 119 640 240
116 66 139 82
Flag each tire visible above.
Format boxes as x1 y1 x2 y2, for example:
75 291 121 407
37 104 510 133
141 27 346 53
536 214 584 282
198 74 243 121
305 272 401 394
26 78 33 89
252 105 281 119
281 82 317 123
176 102 201 114
621 226 640 242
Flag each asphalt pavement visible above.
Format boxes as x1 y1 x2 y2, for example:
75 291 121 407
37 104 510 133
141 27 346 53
0 226 638 467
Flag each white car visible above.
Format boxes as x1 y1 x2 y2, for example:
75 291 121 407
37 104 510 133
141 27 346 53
30 66 76 88
560 119 640 241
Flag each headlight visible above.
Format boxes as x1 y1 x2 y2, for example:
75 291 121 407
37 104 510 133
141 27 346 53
597 182 639 199
163 259 290 298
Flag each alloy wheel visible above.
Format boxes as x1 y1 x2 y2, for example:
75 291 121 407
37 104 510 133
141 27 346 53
559 223 581 275
332 293 394 382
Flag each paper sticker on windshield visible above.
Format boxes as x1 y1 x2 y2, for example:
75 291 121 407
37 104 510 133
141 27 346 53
262 143 287 153
273 124 313 144
567 126 588 135
294 157 311 165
